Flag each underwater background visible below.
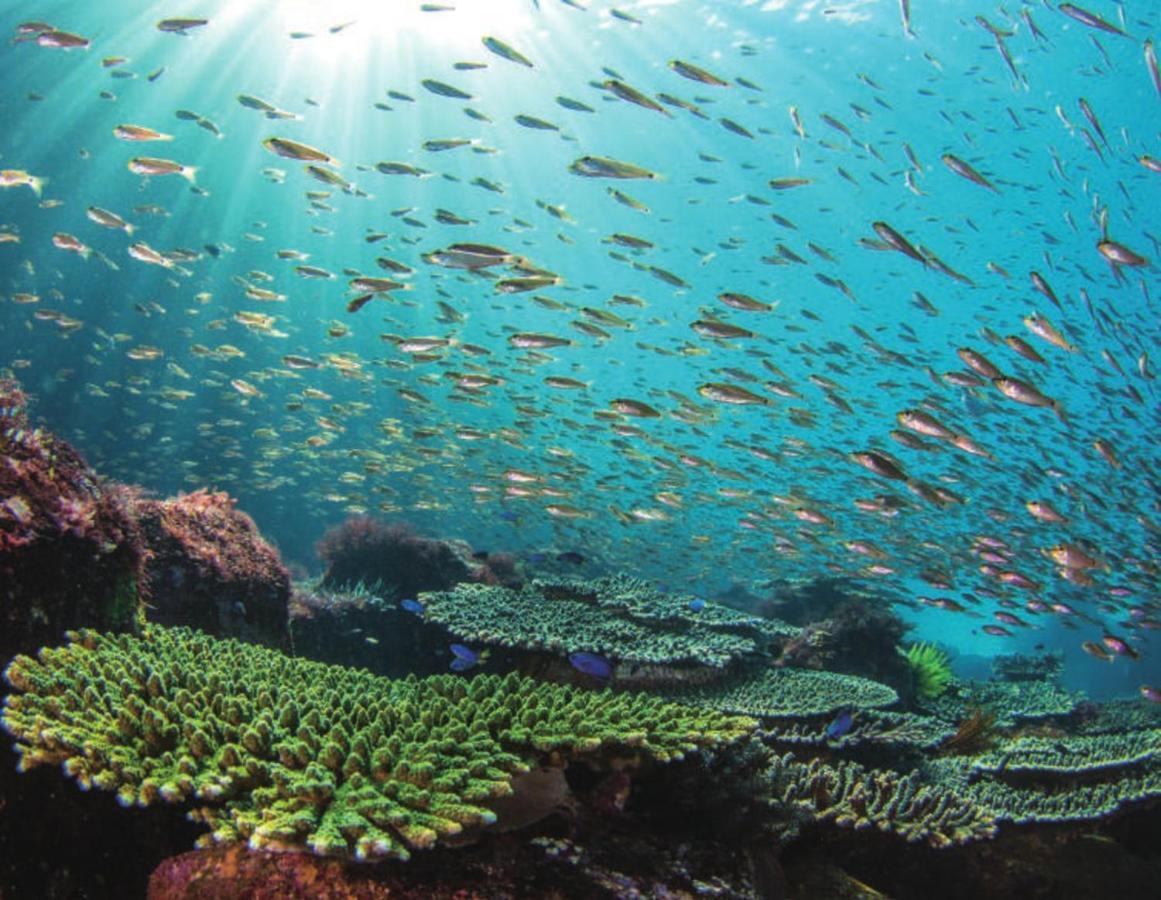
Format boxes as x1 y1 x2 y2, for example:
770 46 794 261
2 0 1161 897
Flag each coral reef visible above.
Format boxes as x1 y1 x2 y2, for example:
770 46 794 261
134 490 290 649
661 666 899 719
2 626 754 861
316 516 504 596
420 574 796 671
0 378 146 662
770 752 998 848
900 642 953 700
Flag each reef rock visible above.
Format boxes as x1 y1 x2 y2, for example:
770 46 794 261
134 490 290 649
0 378 145 663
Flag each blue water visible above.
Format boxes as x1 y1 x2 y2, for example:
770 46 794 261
1 0 1158 697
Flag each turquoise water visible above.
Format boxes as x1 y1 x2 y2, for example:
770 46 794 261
1 0 1158 698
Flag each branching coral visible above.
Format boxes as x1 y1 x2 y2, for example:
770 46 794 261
1 626 755 860
900 642 952 700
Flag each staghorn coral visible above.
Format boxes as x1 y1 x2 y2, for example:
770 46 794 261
661 666 899 719
900 642 952 700
1 626 754 861
420 574 796 671
769 752 998 848
134 489 290 648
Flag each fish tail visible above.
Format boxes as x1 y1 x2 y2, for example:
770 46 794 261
1052 401 1069 426
29 175 46 197
181 165 198 184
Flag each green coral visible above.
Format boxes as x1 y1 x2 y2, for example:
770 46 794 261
420 574 797 669
900 642 952 700
971 730 1161 777
661 666 898 719
770 752 997 848
2 626 754 860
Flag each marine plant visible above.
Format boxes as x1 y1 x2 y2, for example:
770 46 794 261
1 626 755 861
899 642 952 700
938 706 998 756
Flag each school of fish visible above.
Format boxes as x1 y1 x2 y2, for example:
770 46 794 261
0 2 1158 672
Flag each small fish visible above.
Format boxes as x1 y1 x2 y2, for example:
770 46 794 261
1140 685 1161 704
557 551 586 565
1097 239 1149 267
1058 3 1128 38
1082 641 1114 662
0 169 46 196
157 18 208 34
399 598 424 616
825 708 854 740
669 59 729 87
128 157 197 181
482 35 533 68
569 651 612 679
688 597 706 612
449 644 488 672
263 137 337 164
114 124 174 142
569 156 657 180
941 153 998 192
1146 40 1161 99
698 382 769 406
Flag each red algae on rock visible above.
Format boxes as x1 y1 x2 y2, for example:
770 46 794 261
134 489 290 649
0 378 146 661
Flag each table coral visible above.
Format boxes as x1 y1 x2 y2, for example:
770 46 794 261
420 574 796 670
2 626 754 861
769 752 998 848
661 666 899 719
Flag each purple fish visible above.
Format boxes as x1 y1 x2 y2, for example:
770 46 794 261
569 651 612 679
